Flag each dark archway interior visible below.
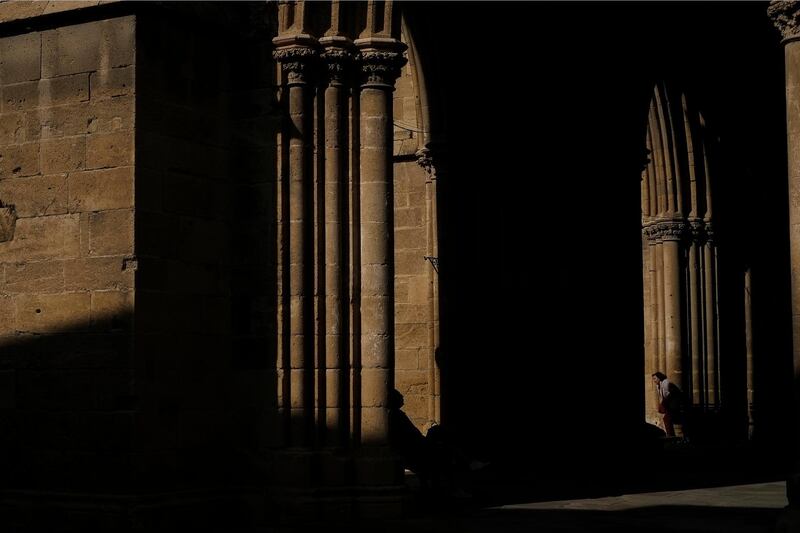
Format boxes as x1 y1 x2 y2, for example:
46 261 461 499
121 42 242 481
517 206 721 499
404 1 792 491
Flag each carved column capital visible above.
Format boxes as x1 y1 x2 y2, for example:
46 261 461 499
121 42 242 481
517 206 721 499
689 219 705 240
273 42 319 86
319 37 356 87
416 147 435 175
644 220 688 242
416 145 449 181
355 38 407 89
643 223 661 241
659 221 688 241
769 0 800 42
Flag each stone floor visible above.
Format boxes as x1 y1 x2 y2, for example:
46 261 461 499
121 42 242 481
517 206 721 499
265 440 792 533
373 481 789 533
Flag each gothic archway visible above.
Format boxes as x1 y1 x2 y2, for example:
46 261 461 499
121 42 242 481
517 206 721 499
640 83 722 431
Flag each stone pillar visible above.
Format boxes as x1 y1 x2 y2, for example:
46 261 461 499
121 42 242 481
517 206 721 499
273 38 317 451
768 0 800 513
703 224 720 408
745 266 755 439
354 37 406 488
655 237 667 373
320 38 353 449
417 147 442 425
644 224 664 424
660 221 686 390
688 221 703 404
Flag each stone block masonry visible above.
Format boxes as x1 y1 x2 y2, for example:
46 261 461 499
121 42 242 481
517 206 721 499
0 14 137 496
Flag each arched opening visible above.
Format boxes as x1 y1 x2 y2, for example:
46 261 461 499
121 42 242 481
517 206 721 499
401 0 793 497
640 83 722 435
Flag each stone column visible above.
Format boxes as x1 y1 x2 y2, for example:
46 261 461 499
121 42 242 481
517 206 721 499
745 266 755 439
273 40 317 448
319 38 353 449
688 221 703 404
703 224 719 408
660 221 686 390
354 37 406 487
654 236 667 373
418 147 442 425
644 224 663 424
768 0 800 512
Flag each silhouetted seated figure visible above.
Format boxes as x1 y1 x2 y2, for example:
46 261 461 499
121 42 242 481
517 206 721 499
388 389 486 498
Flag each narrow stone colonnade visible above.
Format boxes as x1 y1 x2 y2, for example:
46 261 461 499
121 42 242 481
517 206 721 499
271 0 407 516
641 83 721 428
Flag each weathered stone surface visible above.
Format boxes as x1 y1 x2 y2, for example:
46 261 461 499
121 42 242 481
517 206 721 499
395 322 428 349
86 95 134 134
361 368 391 407
394 227 425 250
0 295 14 334
90 67 134 99
0 142 39 178
0 205 16 242
2 261 65 293
85 131 134 169
394 207 424 228
41 74 91 105
0 2 119 24
395 348 420 370
0 214 80 262
2 81 39 111
396 303 429 324
406 276 432 303
86 209 133 256
64 256 134 291
0 174 69 217
394 249 426 276
395 370 428 396
14 292 91 333
0 112 27 145
42 17 135 78
68 167 133 212
41 136 85 175
0 33 41 84
41 1 106 16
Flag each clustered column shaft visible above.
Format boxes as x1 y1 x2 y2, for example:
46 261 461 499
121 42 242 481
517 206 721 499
273 32 406 487
274 42 317 447
320 39 352 448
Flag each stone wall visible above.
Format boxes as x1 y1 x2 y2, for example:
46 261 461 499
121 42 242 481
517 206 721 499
392 48 438 429
133 7 278 489
0 15 136 491
0 3 279 515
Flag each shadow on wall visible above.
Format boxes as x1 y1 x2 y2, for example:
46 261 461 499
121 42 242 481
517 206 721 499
0 311 278 522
